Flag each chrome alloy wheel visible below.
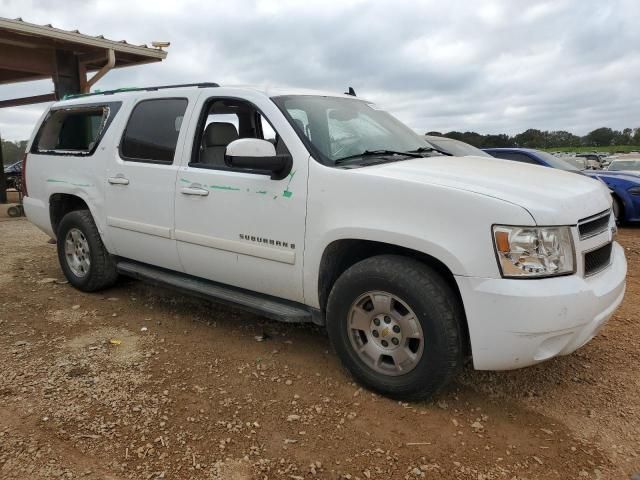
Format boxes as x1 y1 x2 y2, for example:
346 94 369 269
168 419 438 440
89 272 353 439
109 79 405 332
64 228 91 278
347 291 424 376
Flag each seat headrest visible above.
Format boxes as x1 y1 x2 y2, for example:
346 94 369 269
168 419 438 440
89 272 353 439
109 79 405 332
293 118 305 131
203 122 239 147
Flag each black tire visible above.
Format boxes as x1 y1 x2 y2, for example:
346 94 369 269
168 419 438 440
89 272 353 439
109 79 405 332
7 205 20 218
56 210 118 292
326 255 463 400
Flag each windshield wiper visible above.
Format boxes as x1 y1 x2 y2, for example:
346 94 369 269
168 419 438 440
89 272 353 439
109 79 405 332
334 149 424 165
408 146 453 156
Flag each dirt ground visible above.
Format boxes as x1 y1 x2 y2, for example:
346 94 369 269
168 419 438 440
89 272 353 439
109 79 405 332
0 218 637 480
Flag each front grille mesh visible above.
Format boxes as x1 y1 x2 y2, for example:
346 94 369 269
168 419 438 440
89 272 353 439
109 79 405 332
578 210 610 239
584 242 612 277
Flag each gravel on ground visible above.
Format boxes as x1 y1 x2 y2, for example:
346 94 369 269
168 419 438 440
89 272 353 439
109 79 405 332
0 218 637 479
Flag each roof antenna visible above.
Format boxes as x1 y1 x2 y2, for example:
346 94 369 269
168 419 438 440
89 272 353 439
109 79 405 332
345 86 356 96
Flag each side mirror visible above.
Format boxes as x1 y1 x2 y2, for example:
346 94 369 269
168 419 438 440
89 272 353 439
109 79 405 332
225 138 292 180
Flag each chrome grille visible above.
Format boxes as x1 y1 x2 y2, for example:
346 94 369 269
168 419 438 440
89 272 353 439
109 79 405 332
584 242 612 277
578 209 610 240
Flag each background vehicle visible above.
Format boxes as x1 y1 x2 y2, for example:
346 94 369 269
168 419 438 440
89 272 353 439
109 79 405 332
484 147 640 222
483 147 583 172
3 160 22 190
424 135 492 157
565 156 588 170
576 153 604 169
21 84 626 400
607 157 640 172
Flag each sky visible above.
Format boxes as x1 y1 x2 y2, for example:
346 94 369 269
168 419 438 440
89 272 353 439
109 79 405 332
1 0 639 141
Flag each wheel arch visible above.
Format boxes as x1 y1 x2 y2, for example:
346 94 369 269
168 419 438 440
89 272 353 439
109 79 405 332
49 193 91 236
317 238 471 356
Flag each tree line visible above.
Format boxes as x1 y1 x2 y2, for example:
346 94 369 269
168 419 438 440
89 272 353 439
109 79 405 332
426 127 640 149
1 139 28 166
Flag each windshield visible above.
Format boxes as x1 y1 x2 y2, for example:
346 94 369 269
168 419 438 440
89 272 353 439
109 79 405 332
608 159 640 171
536 151 581 171
272 95 432 165
425 136 491 157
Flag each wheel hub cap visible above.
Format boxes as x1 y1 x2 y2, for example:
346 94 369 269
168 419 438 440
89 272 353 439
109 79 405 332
64 228 91 278
347 291 424 376
370 314 403 349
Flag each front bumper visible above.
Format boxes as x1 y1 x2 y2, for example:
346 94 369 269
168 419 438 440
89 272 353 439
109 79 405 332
456 241 627 370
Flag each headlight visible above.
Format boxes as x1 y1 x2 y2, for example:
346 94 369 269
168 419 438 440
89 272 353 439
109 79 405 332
493 225 575 278
628 186 640 196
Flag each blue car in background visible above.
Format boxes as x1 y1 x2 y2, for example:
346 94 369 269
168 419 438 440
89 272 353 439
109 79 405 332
483 148 640 223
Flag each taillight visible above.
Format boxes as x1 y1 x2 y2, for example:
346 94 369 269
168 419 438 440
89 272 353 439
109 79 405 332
21 153 27 197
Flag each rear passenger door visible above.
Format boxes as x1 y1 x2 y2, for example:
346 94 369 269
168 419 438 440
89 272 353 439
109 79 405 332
104 95 195 271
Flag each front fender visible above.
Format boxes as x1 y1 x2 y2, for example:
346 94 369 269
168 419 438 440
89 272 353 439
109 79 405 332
303 162 535 307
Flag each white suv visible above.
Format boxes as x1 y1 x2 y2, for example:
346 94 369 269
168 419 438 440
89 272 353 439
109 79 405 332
22 83 626 399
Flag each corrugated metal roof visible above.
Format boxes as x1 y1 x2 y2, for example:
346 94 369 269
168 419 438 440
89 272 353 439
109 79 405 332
0 16 167 60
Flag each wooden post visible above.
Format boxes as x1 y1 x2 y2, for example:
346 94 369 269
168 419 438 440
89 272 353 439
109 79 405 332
52 50 81 100
0 132 7 204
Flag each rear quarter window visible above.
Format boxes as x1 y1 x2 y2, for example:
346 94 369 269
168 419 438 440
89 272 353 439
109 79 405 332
120 98 188 164
31 103 120 156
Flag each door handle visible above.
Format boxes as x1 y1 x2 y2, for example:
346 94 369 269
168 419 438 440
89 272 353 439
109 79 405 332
180 186 209 196
108 176 130 185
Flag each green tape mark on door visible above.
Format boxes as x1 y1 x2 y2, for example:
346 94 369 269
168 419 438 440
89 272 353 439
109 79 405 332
282 170 296 199
47 178 92 187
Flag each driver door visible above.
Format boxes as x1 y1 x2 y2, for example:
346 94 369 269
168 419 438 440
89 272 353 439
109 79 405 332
174 92 309 302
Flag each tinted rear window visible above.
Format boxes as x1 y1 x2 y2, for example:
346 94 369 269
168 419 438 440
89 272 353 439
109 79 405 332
32 105 116 155
120 98 188 163
490 151 540 165
426 137 491 157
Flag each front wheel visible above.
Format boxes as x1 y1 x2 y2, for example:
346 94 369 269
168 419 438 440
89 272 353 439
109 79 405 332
57 210 118 292
326 255 464 400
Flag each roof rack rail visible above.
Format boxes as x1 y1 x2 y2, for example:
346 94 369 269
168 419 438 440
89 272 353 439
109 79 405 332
64 82 220 100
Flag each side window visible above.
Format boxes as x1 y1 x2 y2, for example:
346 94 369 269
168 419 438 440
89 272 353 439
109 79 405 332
193 98 289 169
121 98 188 163
492 152 539 165
33 106 112 155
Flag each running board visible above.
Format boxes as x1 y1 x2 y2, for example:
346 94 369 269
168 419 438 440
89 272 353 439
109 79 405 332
116 261 313 323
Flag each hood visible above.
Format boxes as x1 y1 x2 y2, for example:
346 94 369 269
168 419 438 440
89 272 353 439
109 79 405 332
585 170 640 183
357 155 611 225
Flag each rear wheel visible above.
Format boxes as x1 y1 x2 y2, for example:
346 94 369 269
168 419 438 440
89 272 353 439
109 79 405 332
326 255 463 400
57 210 118 292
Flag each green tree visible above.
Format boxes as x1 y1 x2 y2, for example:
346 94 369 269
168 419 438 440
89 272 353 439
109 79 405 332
1 139 27 167
548 130 581 148
584 127 616 147
513 129 545 148
481 134 512 148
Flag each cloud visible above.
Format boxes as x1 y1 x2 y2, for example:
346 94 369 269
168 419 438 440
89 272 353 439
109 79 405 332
1 0 639 141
